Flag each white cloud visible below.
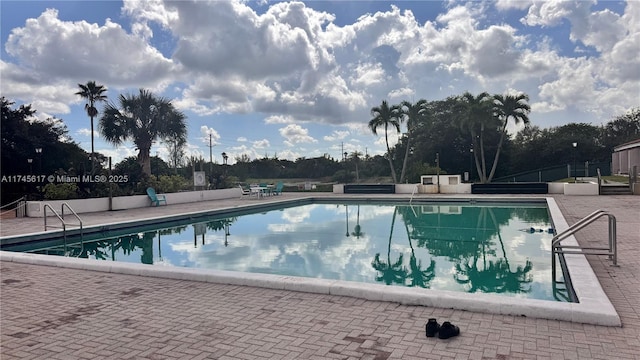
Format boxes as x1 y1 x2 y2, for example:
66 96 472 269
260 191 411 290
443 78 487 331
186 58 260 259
323 130 350 141
5 8 174 87
199 126 221 144
265 115 294 124
76 128 93 138
252 139 270 149
279 124 317 146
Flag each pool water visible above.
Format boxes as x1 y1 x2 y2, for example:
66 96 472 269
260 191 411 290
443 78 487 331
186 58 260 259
21 202 568 302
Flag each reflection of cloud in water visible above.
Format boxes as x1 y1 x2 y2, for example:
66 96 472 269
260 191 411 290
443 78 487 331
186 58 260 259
152 202 560 301
281 205 314 223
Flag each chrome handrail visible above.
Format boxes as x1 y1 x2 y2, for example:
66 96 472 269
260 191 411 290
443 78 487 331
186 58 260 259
61 202 84 248
44 204 68 252
552 209 617 281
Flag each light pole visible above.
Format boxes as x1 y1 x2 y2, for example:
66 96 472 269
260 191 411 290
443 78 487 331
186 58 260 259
27 158 33 174
469 148 474 183
35 147 42 173
572 142 578 183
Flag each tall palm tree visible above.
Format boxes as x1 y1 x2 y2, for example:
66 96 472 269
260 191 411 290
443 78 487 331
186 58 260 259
399 99 428 183
75 81 108 173
369 100 402 183
456 92 495 183
349 150 363 182
487 94 530 182
99 89 187 176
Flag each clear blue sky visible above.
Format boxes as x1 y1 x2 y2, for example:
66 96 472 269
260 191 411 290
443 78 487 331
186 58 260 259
1 0 637 165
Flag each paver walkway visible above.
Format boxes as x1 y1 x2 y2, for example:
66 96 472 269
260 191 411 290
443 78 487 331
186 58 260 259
1 194 639 359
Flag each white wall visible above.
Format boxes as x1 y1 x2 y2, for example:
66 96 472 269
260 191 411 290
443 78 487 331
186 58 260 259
547 183 565 194
563 183 599 195
26 188 241 217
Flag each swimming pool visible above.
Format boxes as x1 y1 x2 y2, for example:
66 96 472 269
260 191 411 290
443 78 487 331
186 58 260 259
9 201 567 302
0 196 620 326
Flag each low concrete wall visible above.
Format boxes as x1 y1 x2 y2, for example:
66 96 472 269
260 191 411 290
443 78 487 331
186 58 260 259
417 184 472 194
26 188 241 217
563 183 599 195
547 183 565 194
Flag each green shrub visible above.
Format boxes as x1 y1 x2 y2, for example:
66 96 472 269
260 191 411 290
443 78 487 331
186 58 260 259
42 183 79 200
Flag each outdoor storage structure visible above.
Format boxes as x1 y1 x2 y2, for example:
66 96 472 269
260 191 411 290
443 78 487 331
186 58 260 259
612 138 640 175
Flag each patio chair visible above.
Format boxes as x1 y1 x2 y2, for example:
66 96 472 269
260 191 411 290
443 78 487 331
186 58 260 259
273 181 284 195
239 185 252 199
146 187 167 206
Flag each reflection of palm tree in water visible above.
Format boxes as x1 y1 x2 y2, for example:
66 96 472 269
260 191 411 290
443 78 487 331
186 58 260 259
402 209 435 288
454 207 533 293
351 205 365 238
372 206 408 285
345 204 349 237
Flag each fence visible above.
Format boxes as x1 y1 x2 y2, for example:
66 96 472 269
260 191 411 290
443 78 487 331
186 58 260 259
493 161 611 183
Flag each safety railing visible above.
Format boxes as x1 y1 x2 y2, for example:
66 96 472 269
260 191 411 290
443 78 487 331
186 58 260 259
0 196 26 218
552 209 617 281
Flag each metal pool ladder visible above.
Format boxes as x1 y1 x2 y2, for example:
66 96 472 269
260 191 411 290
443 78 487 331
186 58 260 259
44 203 84 255
552 209 617 280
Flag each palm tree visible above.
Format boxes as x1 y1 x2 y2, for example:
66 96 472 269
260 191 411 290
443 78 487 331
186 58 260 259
349 150 363 182
456 92 495 183
75 81 108 173
99 89 187 176
399 99 428 183
487 94 530 182
369 100 402 183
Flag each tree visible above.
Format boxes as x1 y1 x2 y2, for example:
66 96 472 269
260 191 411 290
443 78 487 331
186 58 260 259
369 100 402 183
399 99 428 183
76 81 108 173
99 89 187 176
1 98 89 203
601 107 640 152
456 92 497 183
349 150 363 182
487 93 530 182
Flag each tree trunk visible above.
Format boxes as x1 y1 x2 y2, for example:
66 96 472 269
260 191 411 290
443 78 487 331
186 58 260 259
90 115 95 175
384 130 397 183
487 120 509 183
138 146 152 176
399 136 410 183
479 124 488 183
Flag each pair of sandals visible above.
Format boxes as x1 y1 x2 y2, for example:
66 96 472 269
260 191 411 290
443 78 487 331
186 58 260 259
425 318 460 339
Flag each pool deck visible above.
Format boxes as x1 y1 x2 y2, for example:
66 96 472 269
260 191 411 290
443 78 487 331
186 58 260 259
1 193 639 359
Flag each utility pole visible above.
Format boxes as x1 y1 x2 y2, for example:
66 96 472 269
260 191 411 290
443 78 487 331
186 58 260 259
341 142 344 161
207 134 215 187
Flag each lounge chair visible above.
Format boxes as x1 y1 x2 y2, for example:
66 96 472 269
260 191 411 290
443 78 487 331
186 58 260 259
146 187 167 206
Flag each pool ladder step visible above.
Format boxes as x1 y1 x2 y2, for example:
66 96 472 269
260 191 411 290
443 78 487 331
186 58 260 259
551 209 617 281
44 203 84 256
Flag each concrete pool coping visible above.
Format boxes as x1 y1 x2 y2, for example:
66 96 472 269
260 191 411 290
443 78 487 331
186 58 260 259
0 195 621 327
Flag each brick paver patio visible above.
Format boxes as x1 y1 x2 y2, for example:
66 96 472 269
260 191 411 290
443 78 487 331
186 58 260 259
1 194 639 359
